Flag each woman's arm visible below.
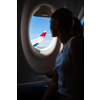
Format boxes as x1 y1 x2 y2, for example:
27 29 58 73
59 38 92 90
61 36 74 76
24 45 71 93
68 38 84 100
41 69 58 100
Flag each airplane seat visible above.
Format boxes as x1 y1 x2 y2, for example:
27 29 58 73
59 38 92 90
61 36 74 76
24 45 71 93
18 85 47 100
17 81 50 100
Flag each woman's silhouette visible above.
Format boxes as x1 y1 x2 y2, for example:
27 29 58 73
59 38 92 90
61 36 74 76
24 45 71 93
42 8 84 100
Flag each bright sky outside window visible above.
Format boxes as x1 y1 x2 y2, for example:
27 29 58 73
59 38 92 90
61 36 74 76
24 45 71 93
29 16 53 49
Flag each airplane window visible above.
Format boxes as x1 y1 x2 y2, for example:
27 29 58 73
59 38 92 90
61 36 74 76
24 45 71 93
81 17 84 26
29 16 53 54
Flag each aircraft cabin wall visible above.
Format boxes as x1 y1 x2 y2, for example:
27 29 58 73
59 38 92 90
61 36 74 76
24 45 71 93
17 0 84 84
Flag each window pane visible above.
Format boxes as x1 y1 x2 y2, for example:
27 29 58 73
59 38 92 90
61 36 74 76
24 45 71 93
29 16 53 50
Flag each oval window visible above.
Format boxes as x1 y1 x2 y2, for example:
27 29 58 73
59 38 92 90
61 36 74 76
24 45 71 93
29 16 54 54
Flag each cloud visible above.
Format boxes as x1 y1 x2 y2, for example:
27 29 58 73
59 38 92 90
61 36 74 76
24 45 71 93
39 40 52 47
46 34 52 36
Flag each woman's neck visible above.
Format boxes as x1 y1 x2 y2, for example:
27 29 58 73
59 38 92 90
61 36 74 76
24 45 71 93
57 28 72 45
58 34 72 45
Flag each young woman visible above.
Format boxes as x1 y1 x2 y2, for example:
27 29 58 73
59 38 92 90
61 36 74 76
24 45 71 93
42 8 84 100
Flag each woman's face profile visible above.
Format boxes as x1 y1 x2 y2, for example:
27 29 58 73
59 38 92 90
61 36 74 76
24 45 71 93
50 18 58 37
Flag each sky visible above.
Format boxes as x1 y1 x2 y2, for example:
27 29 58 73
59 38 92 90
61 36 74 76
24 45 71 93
29 16 53 48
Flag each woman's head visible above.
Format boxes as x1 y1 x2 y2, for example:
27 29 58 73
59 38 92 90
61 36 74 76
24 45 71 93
50 8 73 37
50 8 83 38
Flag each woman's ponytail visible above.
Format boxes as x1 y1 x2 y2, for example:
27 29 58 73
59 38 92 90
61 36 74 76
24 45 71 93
71 17 83 37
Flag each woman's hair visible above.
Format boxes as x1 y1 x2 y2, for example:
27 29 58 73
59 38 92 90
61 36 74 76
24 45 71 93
72 17 83 36
51 8 83 36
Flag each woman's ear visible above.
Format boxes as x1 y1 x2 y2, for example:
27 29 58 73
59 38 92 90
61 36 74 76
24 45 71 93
55 20 59 28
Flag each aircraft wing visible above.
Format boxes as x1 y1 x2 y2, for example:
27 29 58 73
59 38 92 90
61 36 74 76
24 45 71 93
35 45 45 49
30 31 47 47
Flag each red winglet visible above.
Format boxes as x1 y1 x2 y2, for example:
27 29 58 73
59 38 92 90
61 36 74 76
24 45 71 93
39 31 46 37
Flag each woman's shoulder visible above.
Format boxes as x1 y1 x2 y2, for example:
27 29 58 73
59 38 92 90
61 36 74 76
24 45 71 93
70 36 84 47
69 36 84 58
